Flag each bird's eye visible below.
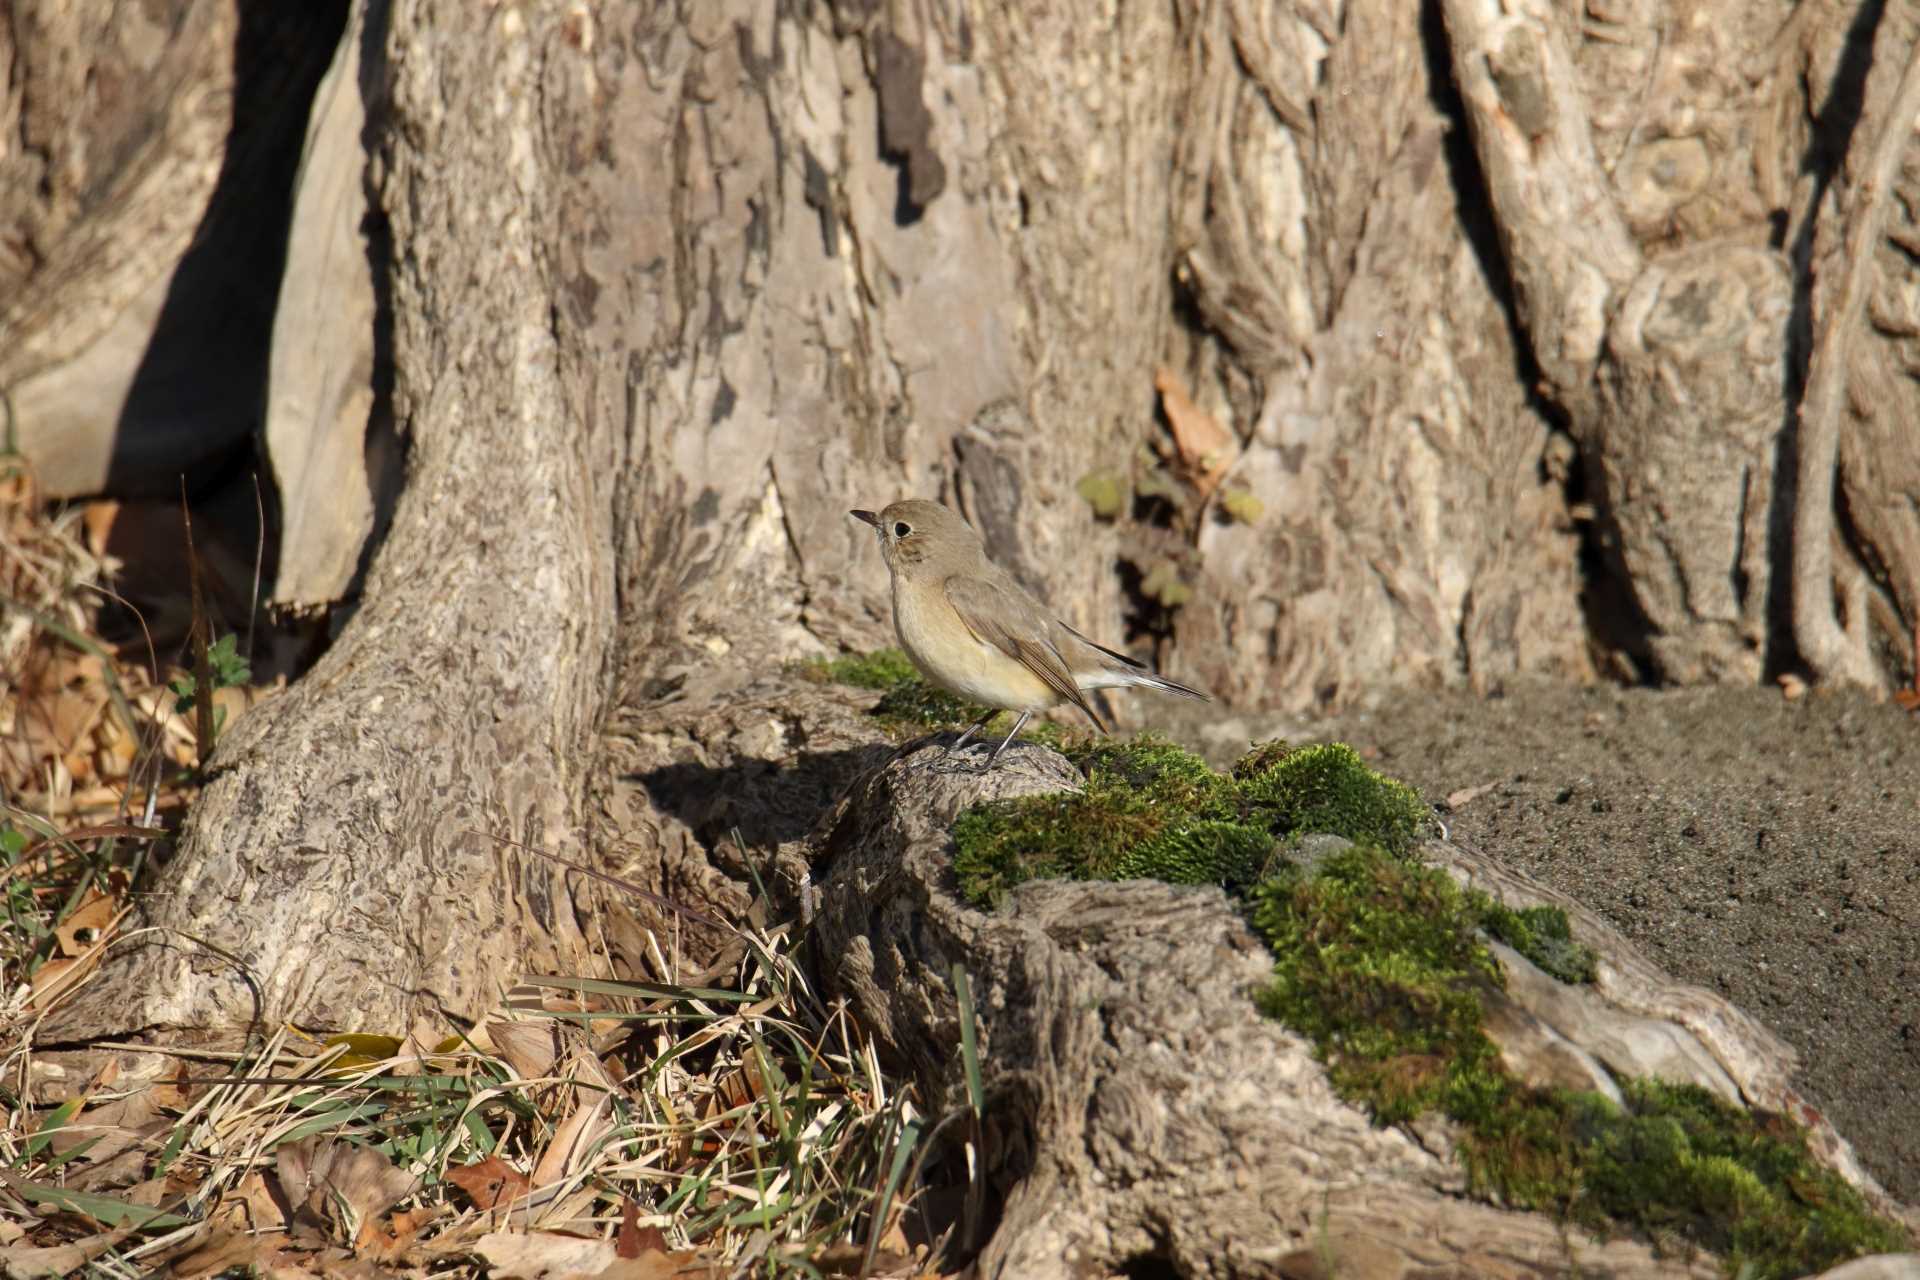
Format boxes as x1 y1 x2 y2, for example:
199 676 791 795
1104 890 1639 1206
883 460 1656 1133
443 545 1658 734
893 522 911 538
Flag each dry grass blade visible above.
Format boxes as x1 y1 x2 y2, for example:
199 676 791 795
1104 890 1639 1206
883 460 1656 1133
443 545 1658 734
1 462 960 1275
3 917 960 1276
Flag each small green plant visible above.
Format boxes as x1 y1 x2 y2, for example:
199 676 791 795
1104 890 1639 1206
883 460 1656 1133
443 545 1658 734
1075 470 1127 520
169 632 251 739
2 909 955 1274
0 824 49 963
1475 896 1598 984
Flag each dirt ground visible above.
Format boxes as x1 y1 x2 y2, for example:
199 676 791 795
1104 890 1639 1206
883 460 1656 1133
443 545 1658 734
1170 680 1920 1206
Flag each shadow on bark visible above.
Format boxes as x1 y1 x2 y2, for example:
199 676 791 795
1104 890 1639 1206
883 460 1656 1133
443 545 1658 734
109 2 348 502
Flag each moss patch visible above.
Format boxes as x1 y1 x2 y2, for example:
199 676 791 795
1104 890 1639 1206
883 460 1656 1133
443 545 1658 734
951 738 1427 907
1476 896 1598 984
1250 844 1907 1276
948 737 1908 1276
801 648 923 692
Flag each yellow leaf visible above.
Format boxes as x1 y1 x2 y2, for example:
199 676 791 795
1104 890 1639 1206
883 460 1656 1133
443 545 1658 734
1220 489 1265 524
1075 471 1127 519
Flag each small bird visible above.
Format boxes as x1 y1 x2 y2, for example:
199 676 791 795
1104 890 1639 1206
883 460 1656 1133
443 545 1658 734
851 500 1210 771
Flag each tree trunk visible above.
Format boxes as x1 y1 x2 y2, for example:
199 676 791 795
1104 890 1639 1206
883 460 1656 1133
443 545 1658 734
12 0 1917 1088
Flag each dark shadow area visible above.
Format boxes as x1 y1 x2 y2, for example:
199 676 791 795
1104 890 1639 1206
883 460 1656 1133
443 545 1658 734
89 3 350 680
1115 555 1180 656
1421 0 1544 404
899 1136 1014 1270
634 741 905 853
1567 447 1662 686
109 4 349 498
89 1 407 687
870 29 946 226
1115 1251 1181 1280
630 730 1033 1270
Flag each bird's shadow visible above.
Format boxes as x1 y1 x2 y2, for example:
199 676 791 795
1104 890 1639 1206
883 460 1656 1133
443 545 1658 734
631 727 1064 858
632 739 911 852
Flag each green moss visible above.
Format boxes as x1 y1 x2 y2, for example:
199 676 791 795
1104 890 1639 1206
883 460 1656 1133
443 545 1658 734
943 732 1902 1273
1250 846 1502 1124
798 648 923 691
951 738 1239 904
1248 844 1908 1277
1235 742 1426 856
1475 896 1598 984
951 738 1430 906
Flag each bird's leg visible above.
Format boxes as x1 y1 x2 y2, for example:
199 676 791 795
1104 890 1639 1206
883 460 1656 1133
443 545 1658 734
919 710 997 773
978 710 1032 772
944 711 997 759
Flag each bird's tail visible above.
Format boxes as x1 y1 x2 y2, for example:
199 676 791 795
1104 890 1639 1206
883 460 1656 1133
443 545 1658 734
1062 624 1212 701
1125 667 1210 701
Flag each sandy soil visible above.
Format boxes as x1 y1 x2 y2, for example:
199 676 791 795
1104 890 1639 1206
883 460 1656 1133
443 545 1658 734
1173 681 1920 1205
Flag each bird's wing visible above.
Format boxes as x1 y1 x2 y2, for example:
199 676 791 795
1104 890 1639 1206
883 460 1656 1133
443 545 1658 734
943 573 1110 732
1057 620 1145 671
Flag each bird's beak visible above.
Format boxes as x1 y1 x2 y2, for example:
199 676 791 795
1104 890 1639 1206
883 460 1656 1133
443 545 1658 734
850 509 879 527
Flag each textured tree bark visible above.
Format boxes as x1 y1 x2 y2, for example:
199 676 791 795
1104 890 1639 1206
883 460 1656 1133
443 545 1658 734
41 0 1211 1040
10 2 1920 1268
1436 0 1920 688
1792 5 1920 688
15 0 1920 1056
1166 0 1593 707
263 0 395 614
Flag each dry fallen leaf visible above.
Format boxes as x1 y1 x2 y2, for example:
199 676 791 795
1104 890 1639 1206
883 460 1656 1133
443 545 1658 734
530 1091 615 1191
491 1018 563 1081
164 1227 274 1280
1443 781 1500 812
154 1059 196 1110
445 1154 533 1210
273 1137 416 1246
1154 366 1237 499
474 1230 711 1280
210 1169 290 1236
358 1203 437 1262
27 947 110 1011
616 1197 671 1259
0 1225 141 1279
53 887 123 957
